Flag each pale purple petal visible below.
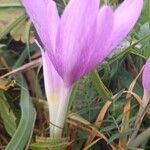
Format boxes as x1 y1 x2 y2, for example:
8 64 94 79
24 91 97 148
64 6 114 85
46 1 60 52
142 58 150 93
22 0 48 45
55 0 100 78
42 51 63 133
22 0 59 50
42 51 64 96
24 0 143 88
84 6 114 73
108 0 143 50
42 51 72 137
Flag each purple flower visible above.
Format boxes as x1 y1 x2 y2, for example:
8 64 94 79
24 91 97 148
23 0 143 87
22 0 143 137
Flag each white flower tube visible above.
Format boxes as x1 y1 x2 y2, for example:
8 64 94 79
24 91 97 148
42 51 72 137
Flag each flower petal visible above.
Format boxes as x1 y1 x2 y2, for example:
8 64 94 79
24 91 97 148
109 0 143 50
63 6 114 85
42 52 63 97
42 51 63 126
142 58 150 93
42 51 71 137
55 0 99 78
46 1 60 51
22 0 59 50
22 0 48 45
84 6 114 73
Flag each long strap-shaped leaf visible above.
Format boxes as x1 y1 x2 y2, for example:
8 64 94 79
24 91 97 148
6 76 36 150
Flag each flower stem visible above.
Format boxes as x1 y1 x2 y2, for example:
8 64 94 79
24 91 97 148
48 87 72 138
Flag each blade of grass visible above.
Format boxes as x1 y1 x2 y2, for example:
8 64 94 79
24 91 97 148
0 91 16 137
90 69 112 99
128 100 150 146
6 76 36 150
83 138 101 150
1 58 42 78
106 34 150 67
148 0 150 26
128 127 150 148
119 67 144 147
0 3 23 8
68 113 116 150
13 44 38 69
30 137 70 150
0 13 27 40
25 20 32 60
108 128 135 144
84 100 112 147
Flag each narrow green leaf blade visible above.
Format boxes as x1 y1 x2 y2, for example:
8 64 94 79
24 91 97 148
0 91 16 137
6 76 36 150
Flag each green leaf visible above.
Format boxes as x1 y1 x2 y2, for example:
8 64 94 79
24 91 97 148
108 128 135 144
0 0 34 43
68 113 91 126
0 0 24 35
0 2 22 8
30 137 70 150
0 13 27 40
127 127 150 148
6 76 36 150
13 44 37 69
90 69 112 99
0 91 16 137
10 19 34 43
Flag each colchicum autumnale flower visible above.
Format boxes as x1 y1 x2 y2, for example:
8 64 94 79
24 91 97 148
22 0 143 137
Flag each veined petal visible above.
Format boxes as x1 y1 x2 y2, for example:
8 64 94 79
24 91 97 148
42 51 72 137
108 0 143 50
46 1 60 51
22 0 48 45
22 0 49 24
42 51 63 127
22 0 59 50
42 52 64 98
84 6 114 73
63 6 114 85
55 0 99 78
